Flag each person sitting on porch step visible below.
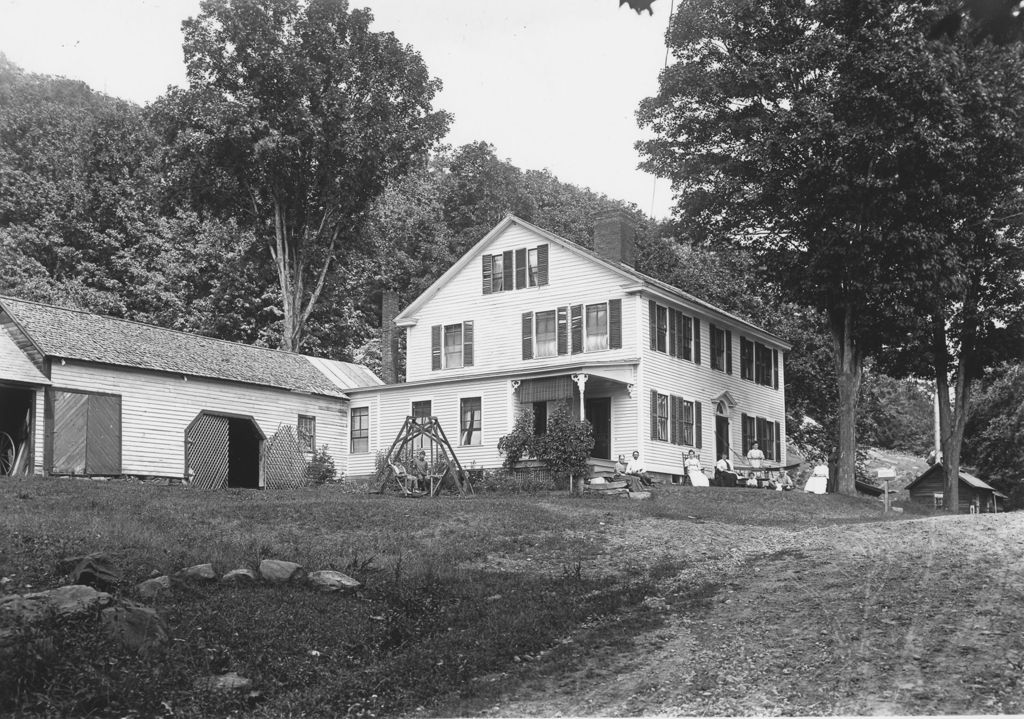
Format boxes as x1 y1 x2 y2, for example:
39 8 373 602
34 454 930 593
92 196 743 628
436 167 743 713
625 450 652 486
613 454 628 477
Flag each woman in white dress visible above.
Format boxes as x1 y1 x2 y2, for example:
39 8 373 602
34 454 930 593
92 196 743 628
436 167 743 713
683 450 710 487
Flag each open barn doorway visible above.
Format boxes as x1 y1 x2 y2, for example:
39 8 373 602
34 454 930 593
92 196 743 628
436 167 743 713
0 386 34 475
185 412 264 489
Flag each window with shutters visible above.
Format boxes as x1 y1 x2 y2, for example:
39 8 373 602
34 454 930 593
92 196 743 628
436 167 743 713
585 303 608 351
655 305 668 352
681 400 695 446
655 393 669 442
432 321 474 370
742 413 781 460
535 310 557 357
649 301 699 363
491 253 504 292
708 324 732 374
444 324 464 368
482 244 548 293
741 337 779 388
460 397 482 446
523 299 620 360
350 407 369 454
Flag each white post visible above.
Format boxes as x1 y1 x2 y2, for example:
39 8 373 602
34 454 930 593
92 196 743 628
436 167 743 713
571 373 589 418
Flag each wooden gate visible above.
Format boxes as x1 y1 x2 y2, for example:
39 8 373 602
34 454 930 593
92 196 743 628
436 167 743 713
185 413 230 490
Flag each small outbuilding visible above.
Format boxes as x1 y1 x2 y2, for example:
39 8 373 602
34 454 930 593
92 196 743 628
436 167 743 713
0 296 381 486
905 462 1007 513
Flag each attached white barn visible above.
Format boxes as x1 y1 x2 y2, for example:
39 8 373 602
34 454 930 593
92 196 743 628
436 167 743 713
0 297 381 486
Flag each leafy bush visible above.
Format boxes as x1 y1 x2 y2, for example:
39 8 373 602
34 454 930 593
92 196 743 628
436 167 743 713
497 408 536 469
305 445 337 485
533 404 594 494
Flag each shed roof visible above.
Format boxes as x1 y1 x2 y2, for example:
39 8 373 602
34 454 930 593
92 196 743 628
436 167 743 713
0 323 49 386
907 462 1008 499
0 297 372 398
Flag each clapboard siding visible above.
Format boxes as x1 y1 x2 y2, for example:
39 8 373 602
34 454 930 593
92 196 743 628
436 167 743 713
48 361 346 478
405 224 638 382
346 377 512 476
639 300 786 478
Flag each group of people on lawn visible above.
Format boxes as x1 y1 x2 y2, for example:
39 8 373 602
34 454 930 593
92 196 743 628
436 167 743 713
610 442 814 492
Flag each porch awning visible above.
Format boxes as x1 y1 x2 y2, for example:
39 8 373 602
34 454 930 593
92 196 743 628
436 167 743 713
519 376 573 402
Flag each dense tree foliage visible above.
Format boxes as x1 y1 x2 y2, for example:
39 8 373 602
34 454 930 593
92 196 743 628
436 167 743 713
151 0 451 351
638 0 1024 499
963 364 1024 506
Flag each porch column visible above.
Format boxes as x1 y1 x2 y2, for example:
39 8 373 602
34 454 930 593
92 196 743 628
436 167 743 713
571 373 589 417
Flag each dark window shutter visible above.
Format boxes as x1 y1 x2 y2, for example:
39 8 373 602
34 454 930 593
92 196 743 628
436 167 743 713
463 321 474 367
670 396 679 444
482 255 492 295
557 306 569 355
741 338 753 380
502 250 513 291
431 325 442 370
773 349 779 389
650 390 658 441
608 299 622 349
648 300 657 351
695 401 703 449
683 316 693 360
515 248 527 289
726 330 733 375
741 412 749 453
521 313 533 360
676 312 685 356
693 318 701 364
668 309 678 357
570 304 583 353
775 421 781 462
536 244 549 286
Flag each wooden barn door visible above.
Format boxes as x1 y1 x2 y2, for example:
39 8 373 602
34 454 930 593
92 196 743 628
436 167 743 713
185 414 230 490
51 390 121 475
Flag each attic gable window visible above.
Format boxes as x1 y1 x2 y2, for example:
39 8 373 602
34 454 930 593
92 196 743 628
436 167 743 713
431 321 475 370
482 244 548 294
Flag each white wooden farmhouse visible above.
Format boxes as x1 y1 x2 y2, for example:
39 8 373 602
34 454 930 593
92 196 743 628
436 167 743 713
0 297 380 486
344 213 791 483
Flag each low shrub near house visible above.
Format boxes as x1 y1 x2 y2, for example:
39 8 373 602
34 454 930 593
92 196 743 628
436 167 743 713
305 445 337 485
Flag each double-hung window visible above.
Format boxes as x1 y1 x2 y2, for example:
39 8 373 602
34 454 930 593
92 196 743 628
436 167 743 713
655 393 669 441
460 397 482 446
444 324 464 368
528 248 540 286
350 407 369 454
585 303 608 351
297 415 316 453
535 310 557 357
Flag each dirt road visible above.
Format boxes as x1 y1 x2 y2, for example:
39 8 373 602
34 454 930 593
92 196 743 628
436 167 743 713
474 510 1024 716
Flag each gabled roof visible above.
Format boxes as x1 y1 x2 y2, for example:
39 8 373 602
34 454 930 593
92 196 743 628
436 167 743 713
0 296 376 398
0 324 49 386
907 462 1008 498
395 214 790 349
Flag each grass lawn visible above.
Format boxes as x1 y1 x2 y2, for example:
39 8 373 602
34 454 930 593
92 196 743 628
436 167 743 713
3 476 1014 717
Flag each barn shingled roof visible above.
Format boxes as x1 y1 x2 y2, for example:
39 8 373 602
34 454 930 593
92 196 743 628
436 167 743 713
0 297 374 397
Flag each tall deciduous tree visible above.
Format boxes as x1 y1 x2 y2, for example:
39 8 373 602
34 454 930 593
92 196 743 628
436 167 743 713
153 0 450 351
637 0 1024 495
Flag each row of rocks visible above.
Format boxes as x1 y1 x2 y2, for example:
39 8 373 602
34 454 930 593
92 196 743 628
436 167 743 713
136 559 361 599
1 555 361 694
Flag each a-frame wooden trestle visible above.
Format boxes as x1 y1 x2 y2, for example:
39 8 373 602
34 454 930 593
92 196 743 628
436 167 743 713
376 416 473 498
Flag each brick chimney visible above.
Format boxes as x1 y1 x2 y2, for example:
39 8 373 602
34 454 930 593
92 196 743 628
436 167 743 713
593 209 636 267
380 290 399 384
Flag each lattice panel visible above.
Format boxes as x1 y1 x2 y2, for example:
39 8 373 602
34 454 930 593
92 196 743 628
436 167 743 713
264 425 309 490
186 414 230 490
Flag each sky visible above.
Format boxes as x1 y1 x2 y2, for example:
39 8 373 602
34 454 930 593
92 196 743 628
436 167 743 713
0 0 675 218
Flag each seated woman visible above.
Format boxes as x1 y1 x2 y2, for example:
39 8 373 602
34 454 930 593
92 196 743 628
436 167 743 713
683 450 710 487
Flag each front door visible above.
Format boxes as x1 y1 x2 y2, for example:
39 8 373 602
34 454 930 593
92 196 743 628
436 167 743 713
715 415 730 461
585 398 611 460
